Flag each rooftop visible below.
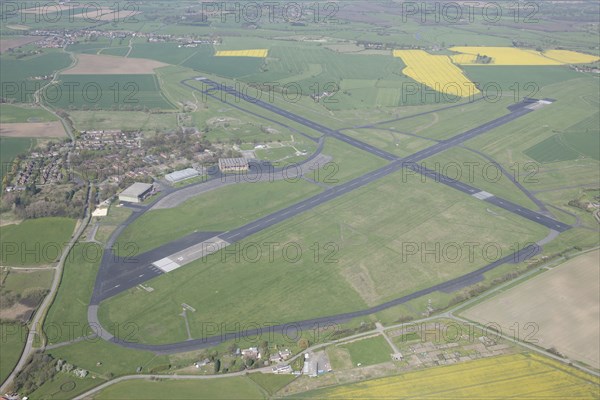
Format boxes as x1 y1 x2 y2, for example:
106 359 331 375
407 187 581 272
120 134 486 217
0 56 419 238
120 182 153 198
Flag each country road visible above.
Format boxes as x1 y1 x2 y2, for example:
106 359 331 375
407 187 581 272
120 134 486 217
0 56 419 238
0 185 93 393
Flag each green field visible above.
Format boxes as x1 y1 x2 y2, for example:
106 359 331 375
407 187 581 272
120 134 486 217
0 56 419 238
182 46 265 79
248 373 296 396
46 339 169 378
68 110 177 131
43 243 101 344
342 128 433 158
463 65 583 93
100 170 546 344
0 104 57 123
339 336 392 367
525 131 599 163
0 51 72 102
116 179 322 255
92 376 266 399
423 147 538 209
317 138 388 185
0 322 27 385
464 78 600 191
47 74 175 110
379 97 513 141
0 218 76 266
524 112 600 163
2 268 54 293
99 47 130 57
66 40 114 54
27 371 101 400
128 42 199 65
0 137 34 184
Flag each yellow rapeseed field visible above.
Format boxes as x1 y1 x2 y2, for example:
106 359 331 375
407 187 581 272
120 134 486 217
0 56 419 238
393 50 479 98
311 353 600 399
451 46 599 65
214 49 268 58
543 49 600 64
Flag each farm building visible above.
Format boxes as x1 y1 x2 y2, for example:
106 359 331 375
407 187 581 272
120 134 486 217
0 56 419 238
165 168 200 183
118 182 153 203
218 157 249 173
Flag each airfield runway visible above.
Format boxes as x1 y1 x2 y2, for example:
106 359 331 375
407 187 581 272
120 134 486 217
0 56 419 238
88 80 570 352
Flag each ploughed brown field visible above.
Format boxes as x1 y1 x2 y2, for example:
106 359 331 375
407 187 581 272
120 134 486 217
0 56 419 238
62 54 167 75
464 250 600 368
0 121 66 137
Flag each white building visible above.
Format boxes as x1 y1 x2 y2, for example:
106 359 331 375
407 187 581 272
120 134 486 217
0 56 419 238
118 182 153 203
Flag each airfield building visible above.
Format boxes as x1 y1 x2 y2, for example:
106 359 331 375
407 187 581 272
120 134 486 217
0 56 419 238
165 168 200 183
118 182 153 203
218 157 249 173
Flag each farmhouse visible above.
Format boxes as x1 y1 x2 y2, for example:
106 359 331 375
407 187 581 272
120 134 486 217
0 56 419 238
164 168 200 183
119 182 153 203
218 157 249 173
241 347 260 359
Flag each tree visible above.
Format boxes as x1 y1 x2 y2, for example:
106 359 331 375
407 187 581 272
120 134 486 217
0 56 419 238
298 338 309 350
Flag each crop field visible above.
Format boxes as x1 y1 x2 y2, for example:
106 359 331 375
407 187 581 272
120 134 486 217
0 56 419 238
0 218 75 266
0 137 34 182
99 47 130 57
68 110 177 131
92 376 266 399
0 121 66 138
0 104 57 123
128 43 199 65
393 50 480 98
99 170 546 344
451 46 599 65
214 49 268 57
524 112 600 163
295 353 600 398
0 51 72 102
464 78 600 191
48 74 175 110
242 45 418 108
63 54 167 75
524 131 599 163
0 37 39 53
464 250 600 369
0 268 54 322
2 268 54 293
182 46 265 78
544 49 600 64
67 40 115 55
463 65 582 92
